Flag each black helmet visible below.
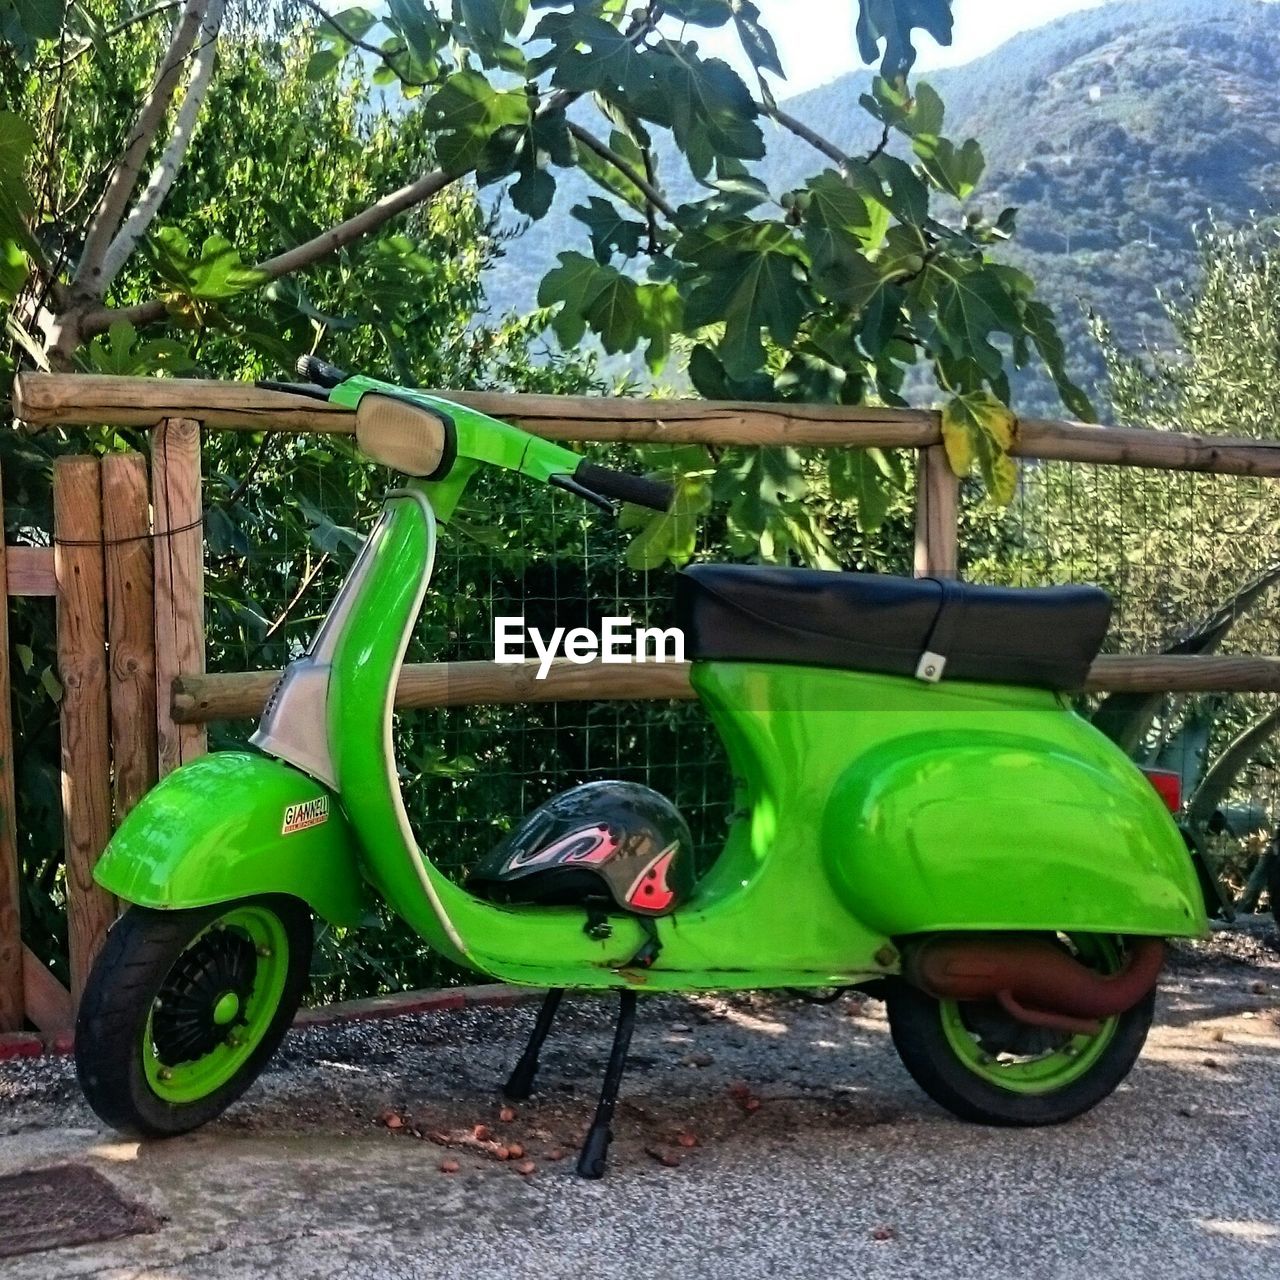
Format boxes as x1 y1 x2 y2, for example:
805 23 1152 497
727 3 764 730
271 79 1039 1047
467 781 695 917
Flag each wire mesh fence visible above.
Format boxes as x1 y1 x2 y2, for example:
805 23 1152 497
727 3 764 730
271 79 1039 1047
966 458 1280 901
199 438 1280 997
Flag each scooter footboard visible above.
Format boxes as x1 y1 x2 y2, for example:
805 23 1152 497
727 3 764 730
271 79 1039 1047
94 751 369 926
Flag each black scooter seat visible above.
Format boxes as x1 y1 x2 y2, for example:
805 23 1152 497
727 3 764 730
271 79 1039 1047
675 565 1112 691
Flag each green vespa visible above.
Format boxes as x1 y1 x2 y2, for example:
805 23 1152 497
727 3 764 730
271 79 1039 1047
75 359 1213 1178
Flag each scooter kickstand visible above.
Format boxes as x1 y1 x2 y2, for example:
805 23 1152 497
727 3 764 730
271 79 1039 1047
576 989 638 1180
504 988 564 1101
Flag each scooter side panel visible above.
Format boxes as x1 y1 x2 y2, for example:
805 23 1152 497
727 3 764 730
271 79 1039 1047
824 728 1207 939
94 752 370 926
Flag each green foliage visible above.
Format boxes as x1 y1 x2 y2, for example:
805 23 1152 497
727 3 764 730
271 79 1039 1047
3 0 1090 567
0 0 65 59
964 221 1280 903
940 389 1015 505
285 0 1086 564
855 0 953 79
0 0 1101 988
1 16 602 989
1097 223 1280 853
496 1 1280 417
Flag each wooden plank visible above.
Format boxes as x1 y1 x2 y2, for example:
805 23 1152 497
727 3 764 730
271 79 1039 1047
169 652 1280 725
913 445 960 580
22 942 72 1034
1081 654 1280 693
54 455 115 1002
102 452 157 823
6 546 55 596
171 659 700 723
15 373 354 434
13 373 936 446
0 467 24 1030
152 419 207 776
17 373 1280 476
1016 416 1280 474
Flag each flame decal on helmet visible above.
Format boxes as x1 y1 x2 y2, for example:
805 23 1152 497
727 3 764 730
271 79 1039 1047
505 824 618 872
624 842 680 912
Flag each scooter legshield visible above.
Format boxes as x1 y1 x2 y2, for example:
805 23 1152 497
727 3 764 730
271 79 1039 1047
94 751 369 925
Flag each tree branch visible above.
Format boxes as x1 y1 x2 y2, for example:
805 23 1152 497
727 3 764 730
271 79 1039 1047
297 0 429 87
641 145 662 254
758 100 852 171
76 11 661 339
35 1 180 71
567 121 677 220
866 122 892 164
71 0 212 299
82 94 580 338
1187 706 1280 832
81 162 460 335
96 0 226 293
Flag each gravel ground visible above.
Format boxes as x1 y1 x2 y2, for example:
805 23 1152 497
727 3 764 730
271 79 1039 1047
2 926 1280 1279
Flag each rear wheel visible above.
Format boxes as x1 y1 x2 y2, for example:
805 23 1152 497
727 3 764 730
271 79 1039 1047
885 935 1155 1126
76 896 311 1136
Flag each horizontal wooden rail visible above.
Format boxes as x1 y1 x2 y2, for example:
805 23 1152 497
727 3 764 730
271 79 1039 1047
170 653 1280 725
16 373 1280 475
13 374 935 447
172 659 697 722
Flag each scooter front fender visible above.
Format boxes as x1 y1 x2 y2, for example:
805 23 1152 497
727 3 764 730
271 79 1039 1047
95 752 369 926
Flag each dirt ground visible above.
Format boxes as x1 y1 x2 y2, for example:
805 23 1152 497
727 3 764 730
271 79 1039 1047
3 926 1280 1279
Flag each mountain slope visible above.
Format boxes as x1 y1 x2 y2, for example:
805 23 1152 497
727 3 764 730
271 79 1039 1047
485 0 1280 411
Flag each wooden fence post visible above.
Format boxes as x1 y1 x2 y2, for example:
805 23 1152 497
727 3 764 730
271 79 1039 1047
102 452 157 823
153 419 206 776
0 466 25 1030
54 455 116 1002
913 445 960 579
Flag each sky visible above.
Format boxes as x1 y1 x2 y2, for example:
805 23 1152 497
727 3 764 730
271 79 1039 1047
697 0 1111 95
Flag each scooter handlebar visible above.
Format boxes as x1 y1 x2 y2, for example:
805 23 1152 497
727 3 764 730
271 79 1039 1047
295 354 350 389
573 461 674 513
281 361 674 514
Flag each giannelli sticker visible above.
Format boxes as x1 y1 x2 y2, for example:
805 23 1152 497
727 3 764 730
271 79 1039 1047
282 796 330 836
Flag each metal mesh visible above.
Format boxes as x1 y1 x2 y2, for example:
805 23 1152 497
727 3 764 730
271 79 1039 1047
0 1164 159 1259
966 458 1280 894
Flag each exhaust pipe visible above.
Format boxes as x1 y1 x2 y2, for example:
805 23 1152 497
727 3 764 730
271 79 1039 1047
904 934 1165 1036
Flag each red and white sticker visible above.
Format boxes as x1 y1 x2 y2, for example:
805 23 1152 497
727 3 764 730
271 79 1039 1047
282 796 330 835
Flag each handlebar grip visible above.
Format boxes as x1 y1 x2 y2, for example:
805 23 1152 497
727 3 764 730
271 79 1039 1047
295 354 350 388
574 461 674 512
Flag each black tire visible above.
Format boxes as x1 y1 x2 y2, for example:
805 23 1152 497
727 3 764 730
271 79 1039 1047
75 896 312 1137
886 964 1155 1127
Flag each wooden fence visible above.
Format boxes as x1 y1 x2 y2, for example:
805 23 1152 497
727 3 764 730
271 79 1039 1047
6 370 1280 1034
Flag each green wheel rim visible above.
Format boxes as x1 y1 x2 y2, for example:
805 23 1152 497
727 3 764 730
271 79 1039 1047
142 905 290 1105
937 936 1122 1096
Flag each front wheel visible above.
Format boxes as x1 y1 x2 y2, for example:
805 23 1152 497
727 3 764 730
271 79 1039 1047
885 935 1155 1126
76 896 312 1137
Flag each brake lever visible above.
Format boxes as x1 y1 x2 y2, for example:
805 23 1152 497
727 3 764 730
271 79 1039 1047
549 474 617 514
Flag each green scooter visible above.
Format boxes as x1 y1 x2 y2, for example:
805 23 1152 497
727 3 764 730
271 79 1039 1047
76 360 1213 1177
